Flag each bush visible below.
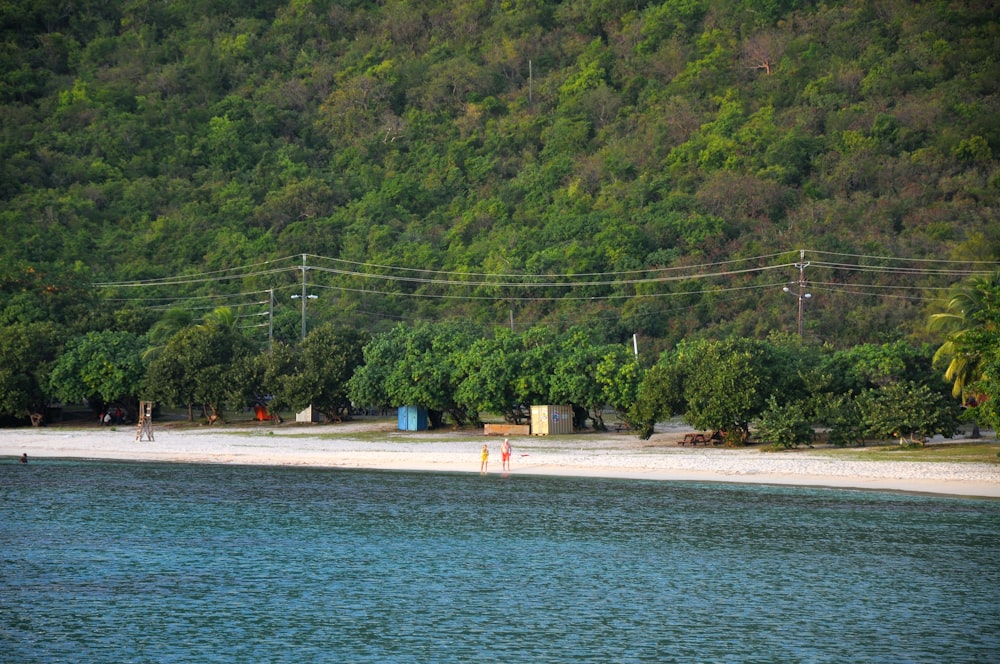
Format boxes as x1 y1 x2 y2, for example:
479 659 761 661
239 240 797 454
814 392 865 447
755 397 815 449
857 381 960 445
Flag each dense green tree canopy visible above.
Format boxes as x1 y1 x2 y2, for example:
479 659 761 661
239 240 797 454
143 317 253 421
348 322 481 427
857 381 960 445
0 322 62 421
0 0 996 351
455 328 529 424
628 359 683 440
48 330 146 416
2 1 999 434
671 337 786 441
296 323 368 421
348 324 408 414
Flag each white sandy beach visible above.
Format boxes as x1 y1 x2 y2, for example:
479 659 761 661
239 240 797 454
4 419 999 498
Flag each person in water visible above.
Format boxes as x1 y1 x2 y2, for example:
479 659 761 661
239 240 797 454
20 453 27 464
480 443 489 474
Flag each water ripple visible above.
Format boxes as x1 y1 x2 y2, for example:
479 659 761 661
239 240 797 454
2 462 998 662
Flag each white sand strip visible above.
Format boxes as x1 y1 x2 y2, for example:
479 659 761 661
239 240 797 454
4 424 999 498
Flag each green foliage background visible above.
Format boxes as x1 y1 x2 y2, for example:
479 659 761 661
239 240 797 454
2 0 998 351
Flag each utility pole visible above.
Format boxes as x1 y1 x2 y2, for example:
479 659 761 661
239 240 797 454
290 253 317 341
528 60 533 104
299 253 307 340
783 249 811 337
268 288 274 352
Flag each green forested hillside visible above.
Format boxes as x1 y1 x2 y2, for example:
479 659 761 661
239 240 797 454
2 0 998 353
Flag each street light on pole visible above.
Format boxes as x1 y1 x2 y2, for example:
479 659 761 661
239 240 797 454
782 286 811 336
290 293 317 341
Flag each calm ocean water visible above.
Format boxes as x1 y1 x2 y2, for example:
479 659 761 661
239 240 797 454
2 460 998 663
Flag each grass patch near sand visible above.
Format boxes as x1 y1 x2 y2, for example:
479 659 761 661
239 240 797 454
811 442 1000 465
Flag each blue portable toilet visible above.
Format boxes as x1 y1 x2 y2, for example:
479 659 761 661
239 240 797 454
397 405 428 431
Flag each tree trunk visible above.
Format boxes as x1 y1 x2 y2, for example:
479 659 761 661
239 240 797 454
206 403 219 425
589 406 606 431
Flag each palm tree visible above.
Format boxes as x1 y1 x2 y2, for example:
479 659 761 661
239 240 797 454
929 272 1000 437
142 308 195 361
199 306 239 331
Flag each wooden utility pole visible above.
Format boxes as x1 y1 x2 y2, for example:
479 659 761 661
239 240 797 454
783 250 811 336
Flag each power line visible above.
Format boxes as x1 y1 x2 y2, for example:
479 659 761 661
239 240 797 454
103 287 289 303
808 280 956 292
91 249 998 322
96 266 294 288
809 285 943 302
809 260 993 277
306 250 796 279
93 249 997 291
145 300 268 312
309 280 788 301
93 256 298 287
306 261 796 289
91 250 795 290
807 249 1000 265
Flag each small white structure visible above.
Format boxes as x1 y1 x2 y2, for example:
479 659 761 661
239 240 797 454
296 405 319 423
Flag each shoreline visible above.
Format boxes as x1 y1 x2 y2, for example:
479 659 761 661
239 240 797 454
5 422 999 498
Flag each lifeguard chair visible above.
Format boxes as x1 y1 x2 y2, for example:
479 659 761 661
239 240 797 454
135 401 154 442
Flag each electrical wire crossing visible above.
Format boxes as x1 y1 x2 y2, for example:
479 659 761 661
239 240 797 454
92 249 999 329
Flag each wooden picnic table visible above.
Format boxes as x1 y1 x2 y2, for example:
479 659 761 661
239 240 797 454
680 432 708 446
680 431 725 446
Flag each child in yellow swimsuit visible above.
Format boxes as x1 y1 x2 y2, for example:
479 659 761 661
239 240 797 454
480 444 489 474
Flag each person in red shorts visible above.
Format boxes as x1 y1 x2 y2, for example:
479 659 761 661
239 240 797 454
500 438 512 471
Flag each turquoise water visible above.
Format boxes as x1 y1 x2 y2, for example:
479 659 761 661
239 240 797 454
2 461 998 663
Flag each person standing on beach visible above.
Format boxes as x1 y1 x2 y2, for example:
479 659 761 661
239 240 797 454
480 443 489 474
500 438 511 471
